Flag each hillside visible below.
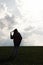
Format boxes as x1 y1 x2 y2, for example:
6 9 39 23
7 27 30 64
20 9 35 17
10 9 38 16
0 46 43 65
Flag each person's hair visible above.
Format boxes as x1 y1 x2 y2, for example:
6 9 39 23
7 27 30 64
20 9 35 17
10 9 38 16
13 29 18 33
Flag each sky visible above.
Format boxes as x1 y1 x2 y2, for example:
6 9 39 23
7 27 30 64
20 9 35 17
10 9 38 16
0 0 43 46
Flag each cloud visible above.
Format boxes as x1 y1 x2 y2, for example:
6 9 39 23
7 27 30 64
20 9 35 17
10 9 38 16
0 3 8 19
0 2 22 46
0 3 18 45
28 33 43 46
0 0 43 46
5 15 17 30
11 0 43 46
33 28 43 35
20 25 43 46
0 21 5 29
2 38 14 46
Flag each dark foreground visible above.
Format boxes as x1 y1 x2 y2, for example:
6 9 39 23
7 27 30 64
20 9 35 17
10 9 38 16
0 46 43 65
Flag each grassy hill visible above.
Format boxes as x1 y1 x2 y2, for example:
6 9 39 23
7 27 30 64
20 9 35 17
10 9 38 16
0 46 43 65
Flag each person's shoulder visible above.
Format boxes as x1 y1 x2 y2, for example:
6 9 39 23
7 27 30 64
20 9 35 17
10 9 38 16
18 32 21 35
18 32 22 38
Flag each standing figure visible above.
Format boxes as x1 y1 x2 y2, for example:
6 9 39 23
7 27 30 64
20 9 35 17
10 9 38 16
10 29 22 57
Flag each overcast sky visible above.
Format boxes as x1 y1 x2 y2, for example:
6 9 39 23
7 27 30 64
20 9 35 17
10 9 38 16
0 0 43 46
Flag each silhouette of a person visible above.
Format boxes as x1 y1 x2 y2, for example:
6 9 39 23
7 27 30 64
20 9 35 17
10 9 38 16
10 29 22 57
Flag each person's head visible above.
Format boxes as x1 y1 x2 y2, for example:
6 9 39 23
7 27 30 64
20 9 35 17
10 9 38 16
13 29 18 33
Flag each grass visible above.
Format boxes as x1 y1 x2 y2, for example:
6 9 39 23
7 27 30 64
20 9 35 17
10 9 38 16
0 46 43 65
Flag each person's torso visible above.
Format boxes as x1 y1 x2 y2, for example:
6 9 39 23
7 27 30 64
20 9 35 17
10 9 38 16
13 32 22 43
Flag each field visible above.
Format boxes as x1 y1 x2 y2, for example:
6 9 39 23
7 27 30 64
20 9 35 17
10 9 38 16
0 46 43 65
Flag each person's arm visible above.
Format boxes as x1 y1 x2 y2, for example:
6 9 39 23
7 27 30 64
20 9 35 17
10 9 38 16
20 34 22 40
19 33 22 40
10 32 13 39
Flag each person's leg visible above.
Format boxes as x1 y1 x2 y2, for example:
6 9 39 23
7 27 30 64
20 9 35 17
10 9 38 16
14 46 19 57
12 42 20 57
12 45 19 57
